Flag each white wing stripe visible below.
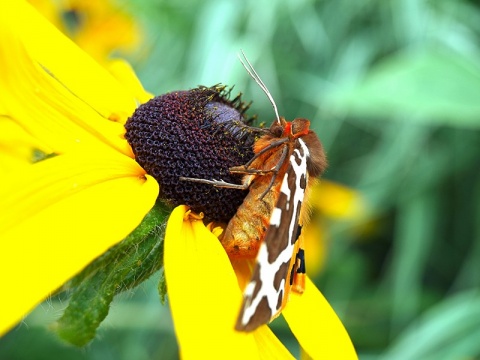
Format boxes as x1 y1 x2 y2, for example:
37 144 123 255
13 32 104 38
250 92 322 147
239 138 310 326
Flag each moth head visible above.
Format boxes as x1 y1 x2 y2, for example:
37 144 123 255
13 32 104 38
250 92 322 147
289 118 311 138
269 117 287 137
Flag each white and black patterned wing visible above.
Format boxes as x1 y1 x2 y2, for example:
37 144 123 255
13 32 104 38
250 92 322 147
235 138 310 331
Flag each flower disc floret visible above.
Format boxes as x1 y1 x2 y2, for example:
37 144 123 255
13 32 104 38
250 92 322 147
125 86 255 222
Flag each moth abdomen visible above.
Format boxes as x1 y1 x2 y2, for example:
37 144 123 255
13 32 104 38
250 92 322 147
220 175 280 259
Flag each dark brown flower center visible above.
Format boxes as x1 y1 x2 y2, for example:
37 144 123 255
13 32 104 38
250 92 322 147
125 85 260 223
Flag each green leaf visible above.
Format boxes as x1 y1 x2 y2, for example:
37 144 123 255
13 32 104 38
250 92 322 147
55 201 170 346
326 49 480 128
158 269 167 305
382 290 480 360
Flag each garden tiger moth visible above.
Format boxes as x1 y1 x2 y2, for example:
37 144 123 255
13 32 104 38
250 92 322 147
180 52 327 331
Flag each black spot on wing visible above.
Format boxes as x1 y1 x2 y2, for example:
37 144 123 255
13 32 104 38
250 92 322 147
295 225 303 243
290 207 302 246
296 248 306 274
289 248 306 285
300 173 307 190
289 261 295 286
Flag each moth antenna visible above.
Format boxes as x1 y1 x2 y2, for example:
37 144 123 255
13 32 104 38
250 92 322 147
238 50 281 125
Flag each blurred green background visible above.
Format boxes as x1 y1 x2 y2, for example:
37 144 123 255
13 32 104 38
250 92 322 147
2 0 480 359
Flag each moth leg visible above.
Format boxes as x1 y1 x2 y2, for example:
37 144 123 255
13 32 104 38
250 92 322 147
258 145 289 200
229 166 276 175
179 174 254 190
242 137 289 168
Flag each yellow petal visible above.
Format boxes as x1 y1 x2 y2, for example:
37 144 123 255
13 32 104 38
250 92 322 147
164 206 259 359
283 277 357 359
6 1 139 123
231 258 255 291
303 220 327 277
253 326 295 360
310 181 365 220
0 117 52 174
27 0 62 31
0 148 159 335
107 59 154 108
0 18 131 156
71 3 141 62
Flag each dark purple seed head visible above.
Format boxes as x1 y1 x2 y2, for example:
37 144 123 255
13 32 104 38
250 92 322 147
125 85 262 222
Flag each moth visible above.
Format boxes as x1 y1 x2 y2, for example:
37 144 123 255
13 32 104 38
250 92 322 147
181 52 327 331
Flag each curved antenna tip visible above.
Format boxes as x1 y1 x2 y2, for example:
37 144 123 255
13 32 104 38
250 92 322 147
237 50 281 125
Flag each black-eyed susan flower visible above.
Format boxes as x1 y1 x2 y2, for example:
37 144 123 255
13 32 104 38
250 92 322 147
0 0 158 336
28 0 141 63
0 2 357 358
304 180 366 276
165 206 358 358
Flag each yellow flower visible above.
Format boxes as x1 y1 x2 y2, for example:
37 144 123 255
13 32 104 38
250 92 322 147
311 181 365 220
0 119 51 173
0 1 158 334
165 206 357 359
304 180 366 276
28 0 141 62
0 2 357 358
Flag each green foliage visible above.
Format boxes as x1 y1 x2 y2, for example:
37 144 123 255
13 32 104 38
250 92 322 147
3 0 480 358
55 201 170 346
128 0 480 358
382 290 480 360
327 49 480 127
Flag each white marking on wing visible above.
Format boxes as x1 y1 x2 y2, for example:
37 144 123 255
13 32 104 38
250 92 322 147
270 207 282 227
279 172 291 211
240 139 310 326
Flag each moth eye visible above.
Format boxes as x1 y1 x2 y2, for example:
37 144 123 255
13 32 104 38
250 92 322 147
270 123 284 137
124 86 255 222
